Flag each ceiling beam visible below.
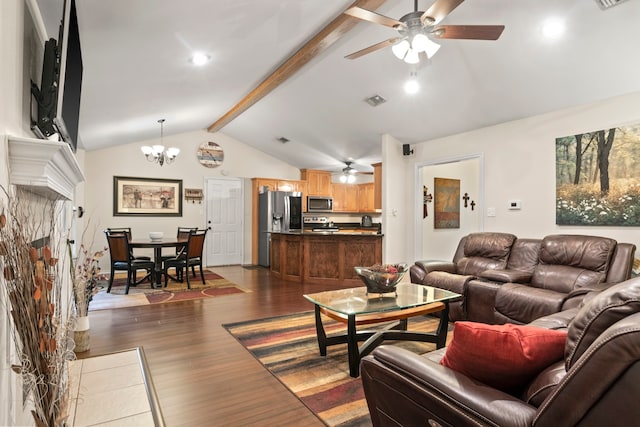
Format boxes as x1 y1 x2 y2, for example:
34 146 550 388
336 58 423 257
207 0 389 133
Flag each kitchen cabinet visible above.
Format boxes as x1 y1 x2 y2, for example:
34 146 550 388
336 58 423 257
372 162 382 211
270 232 383 285
301 169 332 196
331 183 359 212
358 183 375 212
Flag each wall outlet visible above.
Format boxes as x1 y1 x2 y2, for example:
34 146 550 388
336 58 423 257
487 207 496 217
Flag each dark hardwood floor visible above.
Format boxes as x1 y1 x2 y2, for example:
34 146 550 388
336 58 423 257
79 266 354 426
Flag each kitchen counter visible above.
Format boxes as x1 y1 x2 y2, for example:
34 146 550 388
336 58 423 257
269 232 382 285
273 231 383 236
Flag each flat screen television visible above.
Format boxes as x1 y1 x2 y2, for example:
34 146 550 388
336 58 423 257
34 0 83 152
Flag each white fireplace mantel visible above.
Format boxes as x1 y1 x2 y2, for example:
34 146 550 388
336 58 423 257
7 135 85 201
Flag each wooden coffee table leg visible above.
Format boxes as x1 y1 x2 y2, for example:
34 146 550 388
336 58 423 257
347 314 359 377
314 305 328 356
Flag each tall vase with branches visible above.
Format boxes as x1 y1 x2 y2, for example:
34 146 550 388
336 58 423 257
68 224 105 352
0 188 72 427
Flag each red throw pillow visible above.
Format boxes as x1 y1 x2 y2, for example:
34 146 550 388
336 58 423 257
440 322 568 394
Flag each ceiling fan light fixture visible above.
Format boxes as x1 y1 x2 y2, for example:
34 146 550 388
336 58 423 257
411 33 429 51
339 174 347 183
392 39 410 59
347 174 356 183
404 48 420 64
423 38 441 58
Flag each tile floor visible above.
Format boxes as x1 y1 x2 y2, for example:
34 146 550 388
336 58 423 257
69 348 161 426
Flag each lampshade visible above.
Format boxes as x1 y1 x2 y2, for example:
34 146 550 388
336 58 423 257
404 48 420 64
392 39 410 59
422 38 441 58
411 33 430 52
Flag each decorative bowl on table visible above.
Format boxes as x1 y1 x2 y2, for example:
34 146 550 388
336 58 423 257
354 263 409 295
149 231 164 241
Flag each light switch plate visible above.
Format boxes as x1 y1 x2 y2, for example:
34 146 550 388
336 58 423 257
487 207 496 217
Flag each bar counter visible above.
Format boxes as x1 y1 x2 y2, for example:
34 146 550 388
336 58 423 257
270 231 383 285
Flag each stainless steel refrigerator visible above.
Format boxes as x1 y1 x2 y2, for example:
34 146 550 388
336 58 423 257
258 191 303 267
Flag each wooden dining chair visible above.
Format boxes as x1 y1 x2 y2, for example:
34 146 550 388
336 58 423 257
106 227 151 261
163 229 207 289
105 232 155 294
160 226 198 267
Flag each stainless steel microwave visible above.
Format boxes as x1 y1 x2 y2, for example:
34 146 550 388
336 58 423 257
307 196 333 212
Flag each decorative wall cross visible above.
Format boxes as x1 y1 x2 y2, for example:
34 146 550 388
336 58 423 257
470 200 476 211
462 192 470 208
423 185 433 218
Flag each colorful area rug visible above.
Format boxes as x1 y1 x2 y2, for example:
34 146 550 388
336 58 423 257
224 311 450 426
89 270 249 311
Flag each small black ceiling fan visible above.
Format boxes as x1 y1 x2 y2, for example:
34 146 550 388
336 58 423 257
344 0 505 61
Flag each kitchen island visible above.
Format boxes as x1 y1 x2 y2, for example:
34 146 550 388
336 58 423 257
270 231 382 285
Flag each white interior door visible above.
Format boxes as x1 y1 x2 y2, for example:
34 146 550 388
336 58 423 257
205 178 243 266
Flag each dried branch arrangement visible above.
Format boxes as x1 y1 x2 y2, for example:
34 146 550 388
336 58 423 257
0 188 72 427
70 222 105 318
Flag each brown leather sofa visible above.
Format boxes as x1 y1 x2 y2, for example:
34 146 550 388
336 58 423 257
361 276 640 427
410 233 636 324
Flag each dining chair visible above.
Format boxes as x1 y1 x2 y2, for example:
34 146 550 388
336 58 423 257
163 229 207 289
106 227 151 261
160 226 198 267
105 232 155 294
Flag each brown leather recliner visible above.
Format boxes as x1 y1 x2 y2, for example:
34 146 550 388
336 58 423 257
409 232 517 320
360 277 640 427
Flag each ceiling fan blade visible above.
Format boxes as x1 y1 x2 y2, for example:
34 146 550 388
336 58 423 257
344 37 400 60
345 6 405 29
432 25 505 40
421 0 465 25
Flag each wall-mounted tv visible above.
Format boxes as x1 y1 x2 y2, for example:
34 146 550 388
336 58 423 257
34 0 82 152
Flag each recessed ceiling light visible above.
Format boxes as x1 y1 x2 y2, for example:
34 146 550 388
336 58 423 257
541 18 565 39
190 52 210 66
404 72 419 94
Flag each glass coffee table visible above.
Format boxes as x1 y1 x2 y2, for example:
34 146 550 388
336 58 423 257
304 283 461 377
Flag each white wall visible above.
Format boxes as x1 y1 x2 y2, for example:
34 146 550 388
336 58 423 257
419 157 482 260
382 91 640 263
0 1 49 424
84 129 301 265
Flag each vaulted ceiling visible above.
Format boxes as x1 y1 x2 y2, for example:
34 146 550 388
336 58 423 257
37 0 640 173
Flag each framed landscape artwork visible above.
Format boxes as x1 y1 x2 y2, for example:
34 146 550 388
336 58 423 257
434 178 460 229
113 176 183 216
556 122 640 226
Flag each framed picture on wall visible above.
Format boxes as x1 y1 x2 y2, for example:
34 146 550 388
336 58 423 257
113 176 183 216
434 177 460 229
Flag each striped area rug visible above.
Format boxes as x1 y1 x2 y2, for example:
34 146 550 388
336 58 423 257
224 311 447 426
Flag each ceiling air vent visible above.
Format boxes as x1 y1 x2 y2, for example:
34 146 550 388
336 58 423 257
595 0 628 9
365 94 386 107
276 136 290 143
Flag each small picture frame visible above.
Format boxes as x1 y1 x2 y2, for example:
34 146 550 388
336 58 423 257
113 176 183 216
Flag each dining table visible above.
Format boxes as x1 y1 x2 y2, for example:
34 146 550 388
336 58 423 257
129 237 187 287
